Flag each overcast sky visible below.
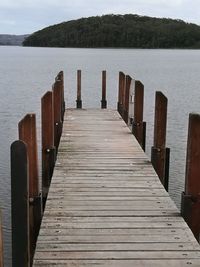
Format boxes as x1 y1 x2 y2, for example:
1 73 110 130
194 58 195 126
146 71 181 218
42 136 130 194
1 0 200 35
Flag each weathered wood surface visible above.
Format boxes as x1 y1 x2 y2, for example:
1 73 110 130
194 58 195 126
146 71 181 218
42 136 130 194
34 109 200 266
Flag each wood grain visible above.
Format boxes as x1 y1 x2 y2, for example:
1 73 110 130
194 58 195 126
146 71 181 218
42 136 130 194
33 109 200 266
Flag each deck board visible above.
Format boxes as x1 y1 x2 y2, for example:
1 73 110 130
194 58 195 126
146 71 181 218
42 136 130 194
33 109 200 266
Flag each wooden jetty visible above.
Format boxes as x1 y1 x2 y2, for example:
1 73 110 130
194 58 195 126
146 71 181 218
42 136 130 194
32 108 200 266
9 70 200 267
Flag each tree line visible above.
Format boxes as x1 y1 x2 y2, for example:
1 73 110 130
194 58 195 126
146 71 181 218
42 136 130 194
23 14 200 48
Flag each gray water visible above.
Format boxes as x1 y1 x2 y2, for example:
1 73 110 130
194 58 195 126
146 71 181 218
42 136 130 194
1 46 200 265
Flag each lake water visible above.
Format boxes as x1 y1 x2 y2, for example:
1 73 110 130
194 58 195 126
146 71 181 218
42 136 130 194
1 46 200 265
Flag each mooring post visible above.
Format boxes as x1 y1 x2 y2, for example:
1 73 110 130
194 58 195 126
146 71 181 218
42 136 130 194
53 80 62 151
56 71 65 121
118 72 124 115
117 72 122 114
11 140 30 267
132 80 146 151
118 72 126 118
124 75 132 124
41 91 56 206
164 147 170 192
0 210 3 267
18 114 41 263
101 70 107 109
76 70 82 108
121 73 126 120
181 113 200 241
151 91 170 190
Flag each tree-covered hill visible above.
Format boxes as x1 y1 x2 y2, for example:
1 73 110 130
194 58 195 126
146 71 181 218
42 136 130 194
23 14 200 48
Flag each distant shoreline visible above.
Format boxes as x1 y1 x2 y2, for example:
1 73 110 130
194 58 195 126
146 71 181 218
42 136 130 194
1 45 200 50
0 34 29 46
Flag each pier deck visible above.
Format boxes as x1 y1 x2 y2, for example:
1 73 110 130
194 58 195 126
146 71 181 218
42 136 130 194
33 109 200 266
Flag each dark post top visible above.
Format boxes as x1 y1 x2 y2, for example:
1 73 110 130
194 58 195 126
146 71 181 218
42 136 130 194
102 70 106 100
121 72 126 110
134 80 144 124
124 75 132 124
153 91 168 148
77 70 81 101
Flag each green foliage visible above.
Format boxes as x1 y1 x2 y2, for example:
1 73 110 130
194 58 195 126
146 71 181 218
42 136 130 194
23 14 200 48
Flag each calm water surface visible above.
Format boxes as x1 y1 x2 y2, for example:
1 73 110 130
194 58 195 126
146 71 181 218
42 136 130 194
1 46 200 265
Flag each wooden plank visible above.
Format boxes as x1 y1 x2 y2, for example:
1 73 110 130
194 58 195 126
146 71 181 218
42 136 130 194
34 251 200 260
41 216 184 223
36 233 192 243
38 228 192 236
40 221 188 229
42 210 180 217
45 200 177 208
33 109 200 266
33 259 200 267
47 196 169 201
35 242 199 251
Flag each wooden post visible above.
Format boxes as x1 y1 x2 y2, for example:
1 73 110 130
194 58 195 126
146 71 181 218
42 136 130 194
0 211 3 267
56 71 65 121
132 80 146 150
164 147 170 191
181 113 200 241
101 70 107 109
53 81 62 151
117 72 123 115
41 91 56 206
124 75 132 124
18 114 41 263
118 72 126 118
151 91 169 189
11 140 30 267
142 121 146 152
76 70 82 108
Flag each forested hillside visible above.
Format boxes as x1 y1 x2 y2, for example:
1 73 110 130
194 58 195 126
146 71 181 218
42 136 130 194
23 14 200 48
